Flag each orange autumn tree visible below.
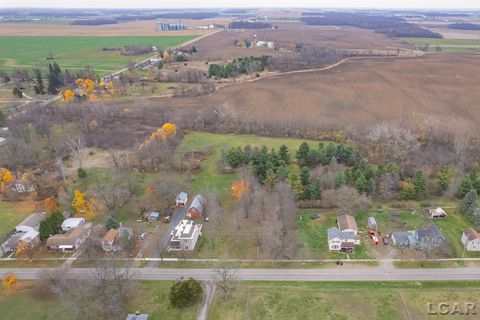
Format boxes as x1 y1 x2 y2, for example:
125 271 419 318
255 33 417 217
15 240 30 257
231 179 249 200
72 190 94 216
63 89 75 102
0 167 14 192
43 197 59 213
2 273 17 289
139 122 177 151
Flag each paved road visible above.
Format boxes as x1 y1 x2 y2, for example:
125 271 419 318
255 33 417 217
2 267 480 282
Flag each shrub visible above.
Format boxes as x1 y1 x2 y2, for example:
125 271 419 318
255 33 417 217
77 168 87 178
169 278 204 308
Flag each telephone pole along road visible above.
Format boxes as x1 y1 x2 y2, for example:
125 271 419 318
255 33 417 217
1 267 480 282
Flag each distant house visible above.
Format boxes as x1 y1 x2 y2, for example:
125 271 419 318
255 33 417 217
46 223 92 252
461 228 480 251
391 224 445 250
13 182 37 193
126 312 148 320
187 194 206 219
61 217 86 232
337 214 358 235
0 212 45 255
176 192 188 207
168 219 202 252
102 228 119 252
0 137 6 147
327 227 359 253
368 217 377 230
429 207 447 220
146 211 160 222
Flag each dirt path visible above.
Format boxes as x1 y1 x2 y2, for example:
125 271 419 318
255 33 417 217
198 282 216 320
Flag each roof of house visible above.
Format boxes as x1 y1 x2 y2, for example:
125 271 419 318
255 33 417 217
18 212 46 228
61 217 85 229
327 227 355 241
176 192 188 201
0 137 6 145
126 313 148 320
430 207 447 216
189 194 206 213
417 224 444 240
464 228 480 241
19 229 39 243
118 227 133 239
148 211 160 218
337 214 358 231
392 231 415 244
171 219 202 241
103 228 118 244
368 216 377 226
47 223 92 247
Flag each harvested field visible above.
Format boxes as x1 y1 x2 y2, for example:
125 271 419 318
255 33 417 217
0 19 227 36
148 53 480 135
187 23 411 61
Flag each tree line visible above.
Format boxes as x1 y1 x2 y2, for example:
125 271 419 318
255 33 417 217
208 56 269 78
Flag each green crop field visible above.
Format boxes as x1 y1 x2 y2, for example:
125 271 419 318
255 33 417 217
0 35 198 75
403 38 480 53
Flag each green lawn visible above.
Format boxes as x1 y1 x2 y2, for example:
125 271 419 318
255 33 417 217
0 281 200 320
0 201 36 238
209 281 480 320
403 38 480 53
0 35 198 75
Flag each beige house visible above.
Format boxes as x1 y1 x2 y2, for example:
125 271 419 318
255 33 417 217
461 228 480 251
102 228 119 252
47 223 92 252
429 207 447 219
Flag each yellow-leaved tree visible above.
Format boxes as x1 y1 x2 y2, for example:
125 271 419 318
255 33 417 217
72 190 94 216
2 273 17 289
63 89 75 102
0 167 14 192
231 179 249 200
139 122 177 151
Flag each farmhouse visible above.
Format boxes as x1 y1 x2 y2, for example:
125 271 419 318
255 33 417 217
327 227 359 252
337 214 358 235
61 217 85 232
168 219 202 252
461 228 480 251
46 222 92 252
187 194 206 219
429 207 447 219
176 191 188 207
102 228 119 252
146 211 160 221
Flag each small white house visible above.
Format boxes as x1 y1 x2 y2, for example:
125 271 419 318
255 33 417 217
327 227 360 252
61 217 86 232
168 220 202 252
461 228 480 251
176 192 188 207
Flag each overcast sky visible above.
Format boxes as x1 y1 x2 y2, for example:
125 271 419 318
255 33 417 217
1 1 479 10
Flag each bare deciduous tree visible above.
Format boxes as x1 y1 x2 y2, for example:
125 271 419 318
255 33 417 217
214 266 235 300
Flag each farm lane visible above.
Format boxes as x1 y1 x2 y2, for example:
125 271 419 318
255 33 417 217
2 266 480 282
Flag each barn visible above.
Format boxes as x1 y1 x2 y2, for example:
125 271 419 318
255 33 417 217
187 194 206 219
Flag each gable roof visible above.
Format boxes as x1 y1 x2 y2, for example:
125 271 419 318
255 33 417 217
18 212 46 229
103 228 118 244
189 194 206 213
417 224 444 240
430 207 447 216
464 228 480 241
327 227 355 241
337 214 358 231
47 223 92 247
392 231 414 244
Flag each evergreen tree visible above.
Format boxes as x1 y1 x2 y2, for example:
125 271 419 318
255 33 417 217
47 63 61 94
458 176 473 198
471 207 480 227
309 178 323 200
105 215 120 230
401 180 416 200
355 174 368 193
39 211 64 241
436 166 452 192
288 174 303 198
33 68 45 95
461 189 478 216
300 166 310 186
413 170 427 199
279 144 290 165
296 142 310 162
0 110 5 126
334 172 346 189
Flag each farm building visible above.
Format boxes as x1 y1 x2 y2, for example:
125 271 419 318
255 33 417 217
176 192 188 207
337 214 358 235
61 217 85 232
391 231 416 247
368 216 377 230
46 223 92 252
102 228 119 252
168 219 202 252
256 40 274 49
327 227 359 252
461 228 480 251
187 194 206 219
126 312 148 320
429 207 447 219
157 20 188 31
